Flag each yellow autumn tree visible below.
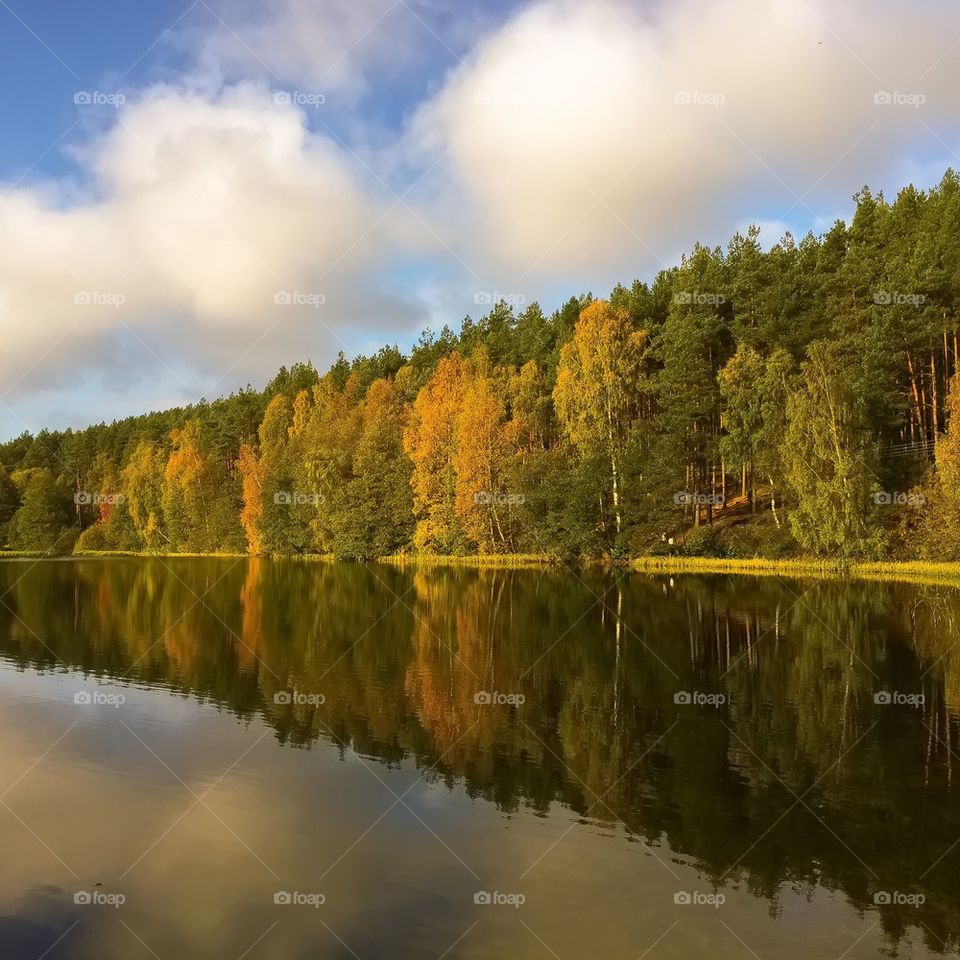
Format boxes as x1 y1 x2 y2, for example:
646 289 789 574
236 443 265 554
507 360 550 453
404 353 470 552
921 373 960 558
453 370 515 552
553 300 647 535
162 421 212 551
121 440 168 549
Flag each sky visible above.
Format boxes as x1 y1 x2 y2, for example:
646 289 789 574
0 0 959 441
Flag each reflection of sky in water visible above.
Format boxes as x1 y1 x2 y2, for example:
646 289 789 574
0 663 934 959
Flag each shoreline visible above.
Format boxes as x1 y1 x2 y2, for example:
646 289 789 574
4 550 960 587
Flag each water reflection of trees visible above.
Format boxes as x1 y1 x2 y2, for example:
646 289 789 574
3 560 960 951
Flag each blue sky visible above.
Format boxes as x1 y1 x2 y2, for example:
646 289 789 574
0 0 958 441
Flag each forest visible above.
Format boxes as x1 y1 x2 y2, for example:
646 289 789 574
5 170 960 561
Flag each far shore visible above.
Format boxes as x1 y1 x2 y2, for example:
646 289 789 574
5 549 960 587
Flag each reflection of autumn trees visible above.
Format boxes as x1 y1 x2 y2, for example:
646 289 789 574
7 560 960 948
403 569 548 796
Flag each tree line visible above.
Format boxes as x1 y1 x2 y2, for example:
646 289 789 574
6 170 960 560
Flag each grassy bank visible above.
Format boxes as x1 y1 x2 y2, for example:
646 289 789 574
630 556 847 577
630 555 960 587
7 549 960 588
379 552 558 569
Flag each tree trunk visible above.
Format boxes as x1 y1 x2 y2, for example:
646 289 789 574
932 351 941 435
769 475 781 529
907 350 925 440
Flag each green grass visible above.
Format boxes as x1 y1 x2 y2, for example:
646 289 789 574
630 555 960 586
630 556 845 576
379 552 558 568
72 549 249 559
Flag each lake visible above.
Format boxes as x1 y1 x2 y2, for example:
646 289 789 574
0 558 956 958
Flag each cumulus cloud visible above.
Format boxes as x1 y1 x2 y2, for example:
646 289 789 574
0 84 427 415
411 0 960 278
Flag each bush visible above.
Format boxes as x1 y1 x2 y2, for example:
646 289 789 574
53 527 80 556
679 527 727 558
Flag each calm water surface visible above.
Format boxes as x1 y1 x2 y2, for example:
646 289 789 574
0 558 958 958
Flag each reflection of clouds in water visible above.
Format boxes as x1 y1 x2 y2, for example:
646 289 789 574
0 663 200 727
0 886 96 959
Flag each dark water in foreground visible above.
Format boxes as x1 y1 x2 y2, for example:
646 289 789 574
0 558 958 958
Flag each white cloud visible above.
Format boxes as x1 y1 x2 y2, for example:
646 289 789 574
0 84 427 421
410 0 960 278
